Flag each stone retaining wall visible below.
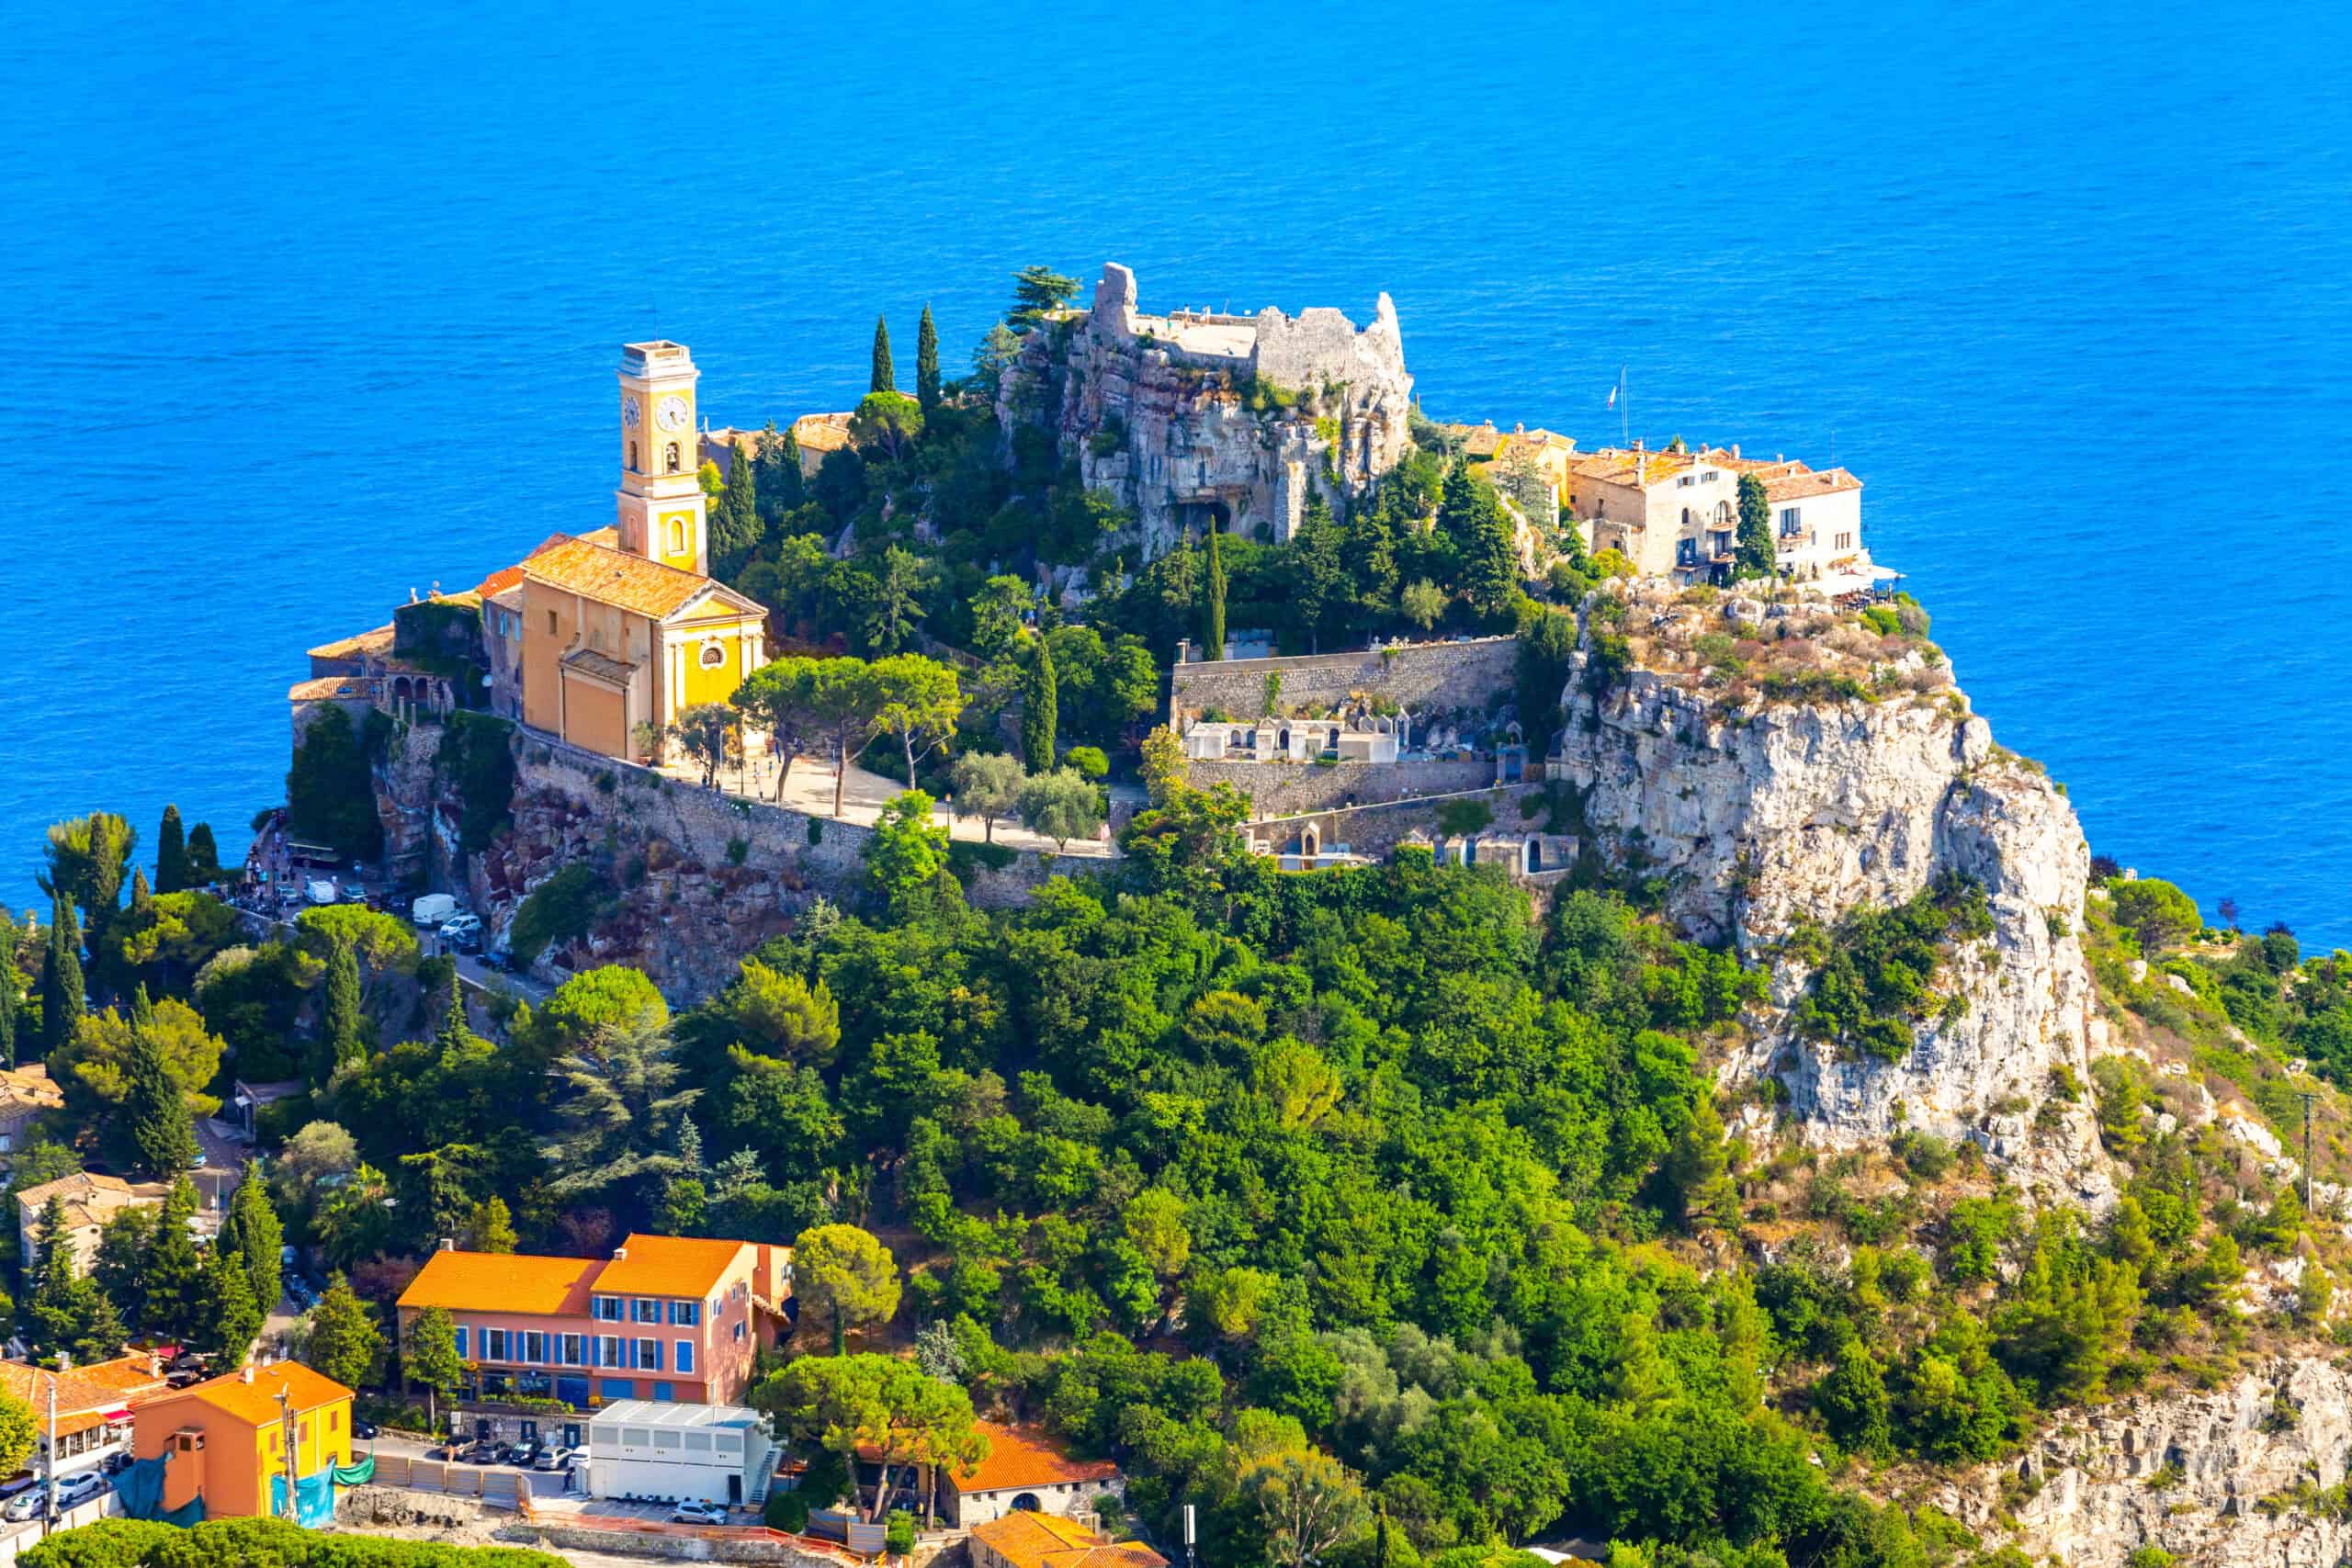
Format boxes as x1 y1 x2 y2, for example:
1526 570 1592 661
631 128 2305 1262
1170 637 1518 723
1184 755 1500 817
1248 783 1555 863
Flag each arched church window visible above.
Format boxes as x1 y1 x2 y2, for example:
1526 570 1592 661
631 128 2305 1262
669 517 685 554
699 643 727 669
628 440 639 472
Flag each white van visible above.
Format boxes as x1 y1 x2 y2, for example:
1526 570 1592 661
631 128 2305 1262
411 893 459 927
305 879 340 906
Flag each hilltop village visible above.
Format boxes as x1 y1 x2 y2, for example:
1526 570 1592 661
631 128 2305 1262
13 264 2352 1568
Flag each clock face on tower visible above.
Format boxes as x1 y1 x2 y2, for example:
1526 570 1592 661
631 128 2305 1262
656 395 691 433
622 396 641 429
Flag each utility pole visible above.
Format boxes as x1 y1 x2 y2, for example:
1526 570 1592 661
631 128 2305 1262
2300 1089 2319 1209
1184 1502 1196 1568
40 1366 56 1538
277 1387 298 1523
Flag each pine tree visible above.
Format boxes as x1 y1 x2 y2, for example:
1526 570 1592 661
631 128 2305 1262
458 1196 516 1254
915 305 942 416
155 806 189 895
870 314 895 394
185 822 220 885
304 1274 383 1391
313 934 365 1088
124 1009 198 1179
142 1179 204 1342
92 1204 157 1334
130 980 153 1030
38 891 84 1060
26 1195 127 1365
1020 635 1058 770
677 1113 705 1177
1203 521 1227 660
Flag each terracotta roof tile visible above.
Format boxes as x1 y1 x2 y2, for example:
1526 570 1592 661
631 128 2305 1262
971 1512 1163 1568
0 1356 165 1416
476 533 579 598
950 1422 1122 1495
151 1361 350 1428
289 677 368 702
397 1249 602 1316
307 626 395 662
594 1235 747 1298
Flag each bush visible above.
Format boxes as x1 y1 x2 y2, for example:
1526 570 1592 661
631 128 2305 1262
1792 874 1994 1061
766 1492 811 1533
508 863 613 965
1435 799 1494 839
886 1510 916 1555
2109 878 2200 952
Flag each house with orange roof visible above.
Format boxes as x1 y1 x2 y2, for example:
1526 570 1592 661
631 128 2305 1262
129 1359 354 1520
1720 454 1869 586
969 1508 1168 1568
1566 441 1745 582
0 1352 168 1480
395 1234 792 1448
900 1420 1125 1528
787 412 854 478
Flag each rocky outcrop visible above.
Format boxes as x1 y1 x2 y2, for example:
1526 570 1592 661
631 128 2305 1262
1935 1357 2352 1568
1552 582 2109 1203
1000 263 1414 558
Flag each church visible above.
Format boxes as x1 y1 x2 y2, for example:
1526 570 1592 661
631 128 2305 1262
297 340 770 766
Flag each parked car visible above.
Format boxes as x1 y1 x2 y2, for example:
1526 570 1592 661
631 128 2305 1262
459 1442 498 1466
507 1438 542 1467
411 894 458 927
351 1418 377 1439
3 1490 41 1523
55 1474 107 1509
439 912 483 948
531 1445 571 1472
484 943 521 973
671 1501 729 1526
424 1444 452 1461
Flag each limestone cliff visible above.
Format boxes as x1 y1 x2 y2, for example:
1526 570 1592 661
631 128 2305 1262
1551 581 2110 1204
1930 1356 2352 1568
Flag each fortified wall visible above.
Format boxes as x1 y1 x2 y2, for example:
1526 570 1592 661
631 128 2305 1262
1169 637 1518 721
1000 264 1415 556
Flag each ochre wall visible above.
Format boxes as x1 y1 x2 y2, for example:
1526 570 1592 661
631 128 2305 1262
562 676 627 759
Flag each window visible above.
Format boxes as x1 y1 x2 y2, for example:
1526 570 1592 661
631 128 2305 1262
562 1335 583 1367
330 1411 340 1432
299 1420 311 1442
593 1295 623 1323
652 1428 683 1450
669 517 686 553
1702 470 1720 482
676 1339 695 1374
734 1321 745 1342
632 1298 662 1325
665 441 681 473
1835 531 1855 549
697 643 725 670
546 610 558 636
684 1431 712 1452
670 1300 700 1326
454 1326 469 1360
1677 474 1693 488
485 1328 508 1362
637 1338 662 1371
628 440 639 472
598 1335 621 1367
600 1380 636 1400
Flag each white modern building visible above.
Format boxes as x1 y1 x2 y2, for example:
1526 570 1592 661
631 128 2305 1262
584 1400 775 1508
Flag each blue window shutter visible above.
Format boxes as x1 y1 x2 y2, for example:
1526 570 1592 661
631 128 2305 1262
454 1326 469 1359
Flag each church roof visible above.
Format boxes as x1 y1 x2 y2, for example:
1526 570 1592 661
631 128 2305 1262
523 537 750 623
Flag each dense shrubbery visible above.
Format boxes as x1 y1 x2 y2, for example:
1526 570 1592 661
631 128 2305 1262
21 1517 565 1566
1791 875 1993 1060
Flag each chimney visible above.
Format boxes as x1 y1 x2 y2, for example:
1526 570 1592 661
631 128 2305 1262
1730 444 1740 459
1777 453 1784 463
438 1237 455 1252
612 1246 629 1262
241 1365 254 1385
1633 436 1645 452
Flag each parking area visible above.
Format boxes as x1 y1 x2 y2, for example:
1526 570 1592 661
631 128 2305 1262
569 1497 754 1527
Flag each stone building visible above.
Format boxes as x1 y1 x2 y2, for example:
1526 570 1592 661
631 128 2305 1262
1569 443 1744 580
998 264 1416 556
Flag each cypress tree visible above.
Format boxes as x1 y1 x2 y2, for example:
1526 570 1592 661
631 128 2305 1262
870 314 895 394
312 934 366 1088
711 442 761 575
186 822 220 885
130 980 153 1030
156 806 188 895
198 1247 262 1367
39 891 84 1060
143 1178 204 1342
83 816 124 961
915 305 942 416
1021 635 1058 770
220 1161 283 1314
124 1008 198 1179
1735 471 1775 581
1204 521 1227 661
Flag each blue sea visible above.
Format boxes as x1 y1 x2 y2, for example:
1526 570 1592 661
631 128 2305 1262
9 0 2350 944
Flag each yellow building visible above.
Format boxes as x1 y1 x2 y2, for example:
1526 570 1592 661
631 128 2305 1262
517 341 768 761
131 1361 355 1520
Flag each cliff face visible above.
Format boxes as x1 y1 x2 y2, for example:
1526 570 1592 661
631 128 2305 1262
1551 584 2109 1203
1934 1357 2352 1568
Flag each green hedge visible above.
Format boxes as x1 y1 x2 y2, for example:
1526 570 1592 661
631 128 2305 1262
23 1517 568 1566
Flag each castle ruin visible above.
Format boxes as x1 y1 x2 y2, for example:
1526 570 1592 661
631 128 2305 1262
997 263 1415 557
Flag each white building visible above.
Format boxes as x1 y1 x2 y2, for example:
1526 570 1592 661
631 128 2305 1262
584 1400 775 1508
1725 457 1867 587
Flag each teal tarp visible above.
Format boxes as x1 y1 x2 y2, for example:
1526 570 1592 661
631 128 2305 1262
117 1455 205 1528
270 1469 336 1528
334 1455 375 1486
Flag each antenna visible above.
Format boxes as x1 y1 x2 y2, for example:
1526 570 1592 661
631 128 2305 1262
2299 1087 2319 1208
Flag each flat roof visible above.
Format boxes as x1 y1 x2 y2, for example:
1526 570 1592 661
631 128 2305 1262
591 1399 763 1430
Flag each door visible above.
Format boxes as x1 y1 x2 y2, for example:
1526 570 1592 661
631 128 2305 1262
729 1474 743 1506
562 1424 581 1450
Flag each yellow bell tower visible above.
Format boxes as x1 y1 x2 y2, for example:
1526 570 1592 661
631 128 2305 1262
616 340 708 575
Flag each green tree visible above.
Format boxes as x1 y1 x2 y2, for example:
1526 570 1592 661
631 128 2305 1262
406 1303 462 1430
540 1004 701 1202
672 702 738 790
1009 265 1080 332
850 390 924 465
1203 521 1227 659
712 445 762 576
186 822 222 886
1400 577 1446 629
24 1194 129 1366
735 654 828 802
141 1178 204 1341
287 705 384 860
864 792 950 911
121 1007 200 1179
218 1161 284 1313
870 313 895 393
1139 725 1185 807
1020 635 1058 769
949 752 1025 842
458 1195 518 1254
872 654 964 785
91 1203 157 1332
971 323 1022 399
1815 1339 1894 1459
38 891 85 1060
855 545 928 655
0 1395 33 1492
794 1224 902 1353
155 805 190 896
2109 878 2201 953
724 962 842 1068
1017 768 1102 851
915 304 942 416
197 1246 263 1367
304 1272 384 1392
1736 472 1774 581
1440 467 1518 616
1289 498 1350 651
808 659 891 818
313 934 367 1088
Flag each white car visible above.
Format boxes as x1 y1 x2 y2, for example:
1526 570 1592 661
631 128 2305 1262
671 1500 728 1526
439 912 483 942
304 878 340 906
2 1490 40 1523
55 1474 106 1509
